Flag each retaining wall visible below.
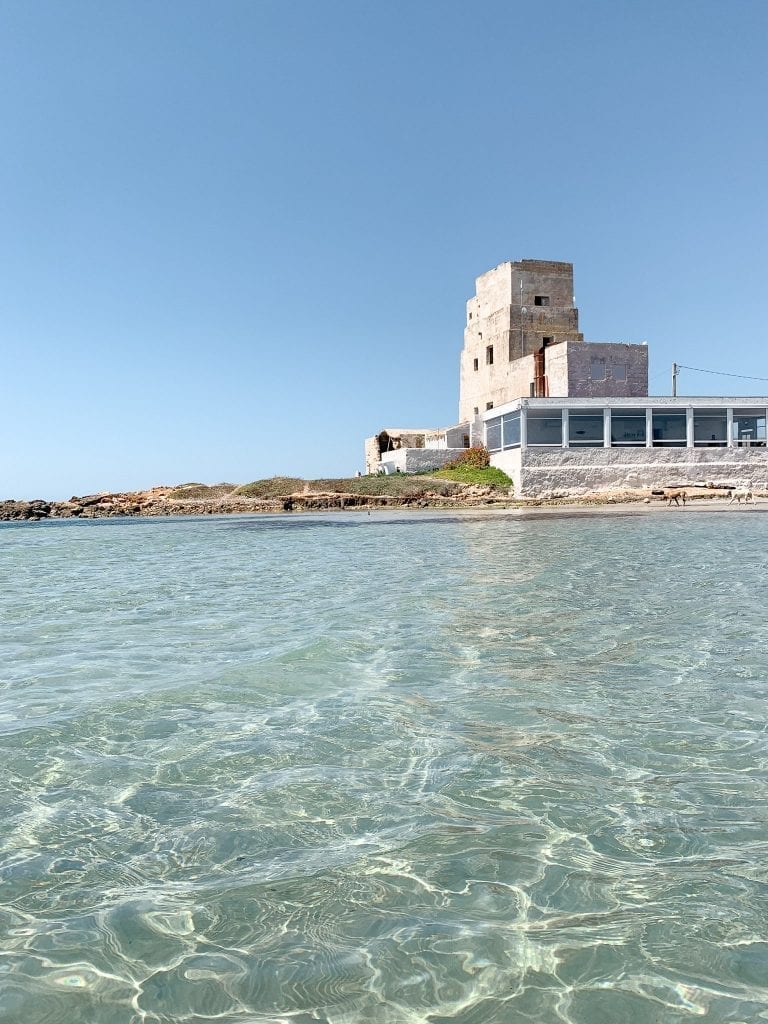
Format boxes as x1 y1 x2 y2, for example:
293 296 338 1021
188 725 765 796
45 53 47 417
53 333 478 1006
493 446 768 497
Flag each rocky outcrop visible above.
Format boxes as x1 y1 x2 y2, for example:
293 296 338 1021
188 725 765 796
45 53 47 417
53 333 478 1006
0 485 514 521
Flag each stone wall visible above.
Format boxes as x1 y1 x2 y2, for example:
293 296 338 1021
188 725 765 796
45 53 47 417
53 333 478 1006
364 436 381 475
458 259 651 420
512 447 768 497
564 341 648 398
459 260 583 421
460 351 537 421
365 429 434 474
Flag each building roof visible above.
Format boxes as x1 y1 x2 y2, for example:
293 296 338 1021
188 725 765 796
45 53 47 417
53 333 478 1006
482 396 768 419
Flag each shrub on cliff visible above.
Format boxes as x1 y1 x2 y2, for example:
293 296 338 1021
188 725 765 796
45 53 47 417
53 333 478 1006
443 446 490 470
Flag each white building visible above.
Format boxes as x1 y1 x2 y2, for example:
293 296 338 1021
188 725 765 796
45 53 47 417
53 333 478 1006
485 396 768 496
365 258 768 495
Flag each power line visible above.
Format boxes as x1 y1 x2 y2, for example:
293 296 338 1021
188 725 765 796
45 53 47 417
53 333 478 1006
677 364 768 383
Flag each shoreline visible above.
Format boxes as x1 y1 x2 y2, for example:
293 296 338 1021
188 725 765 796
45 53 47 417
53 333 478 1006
1 488 764 523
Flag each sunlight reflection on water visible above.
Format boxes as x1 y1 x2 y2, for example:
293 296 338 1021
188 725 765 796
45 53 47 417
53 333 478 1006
1 511 767 1023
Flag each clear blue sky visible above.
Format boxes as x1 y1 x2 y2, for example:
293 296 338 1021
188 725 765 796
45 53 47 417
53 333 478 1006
2 0 767 498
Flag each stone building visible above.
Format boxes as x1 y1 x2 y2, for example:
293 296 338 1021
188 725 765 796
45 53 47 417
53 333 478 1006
459 259 648 422
364 425 469 476
365 255 768 495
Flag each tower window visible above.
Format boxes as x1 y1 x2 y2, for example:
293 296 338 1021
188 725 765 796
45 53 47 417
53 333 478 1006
612 364 627 381
473 407 479 416
473 358 479 371
486 346 494 365
534 295 550 306
486 402 494 410
591 360 606 381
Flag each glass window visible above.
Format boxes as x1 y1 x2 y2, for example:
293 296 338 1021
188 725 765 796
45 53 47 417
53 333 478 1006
568 414 604 447
591 360 605 381
527 410 562 446
612 364 627 382
694 410 727 447
486 416 502 452
502 412 521 449
733 409 767 447
652 412 687 447
611 411 646 446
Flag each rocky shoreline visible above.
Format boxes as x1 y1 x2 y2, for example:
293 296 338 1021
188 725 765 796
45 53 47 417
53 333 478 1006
3 479 762 523
0 484 519 522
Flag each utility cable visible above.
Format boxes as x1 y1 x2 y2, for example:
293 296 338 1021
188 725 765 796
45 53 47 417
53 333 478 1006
676 364 768 383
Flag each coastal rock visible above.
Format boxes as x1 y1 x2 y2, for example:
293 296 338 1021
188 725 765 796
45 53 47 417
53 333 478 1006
1 478 519 521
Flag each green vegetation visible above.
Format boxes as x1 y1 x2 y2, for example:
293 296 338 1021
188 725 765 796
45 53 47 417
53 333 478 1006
311 476 462 496
443 446 491 469
235 475 466 498
431 465 513 488
233 477 305 498
174 464 513 502
169 483 238 500
426 446 512 489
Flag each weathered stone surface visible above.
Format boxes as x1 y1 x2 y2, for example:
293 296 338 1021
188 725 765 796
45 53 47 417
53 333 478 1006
458 259 648 421
518 447 768 497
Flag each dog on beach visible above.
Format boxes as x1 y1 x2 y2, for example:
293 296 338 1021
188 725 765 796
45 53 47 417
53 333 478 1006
665 489 687 506
728 488 753 504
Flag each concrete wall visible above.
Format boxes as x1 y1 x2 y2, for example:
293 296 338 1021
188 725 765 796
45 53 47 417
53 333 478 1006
379 448 467 474
490 448 523 494
492 447 768 497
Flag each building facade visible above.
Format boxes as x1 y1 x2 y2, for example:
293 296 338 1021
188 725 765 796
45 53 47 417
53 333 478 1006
486 397 768 496
459 259 648 422
365 256 767 496
364 425 470 475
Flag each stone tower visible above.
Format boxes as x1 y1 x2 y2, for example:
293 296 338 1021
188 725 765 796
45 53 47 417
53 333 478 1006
459 260 583 422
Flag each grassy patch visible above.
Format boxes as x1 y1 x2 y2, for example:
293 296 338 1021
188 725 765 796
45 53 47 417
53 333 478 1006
183 471 513 502
431 466 513 488
233 475 467 499
169 483 238 500
233 477 305 498
311 476 464 497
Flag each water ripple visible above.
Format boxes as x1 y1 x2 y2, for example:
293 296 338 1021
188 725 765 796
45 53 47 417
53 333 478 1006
1 511 767 1022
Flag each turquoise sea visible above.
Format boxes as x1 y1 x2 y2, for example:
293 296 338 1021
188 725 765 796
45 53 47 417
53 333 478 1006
1 510 767 1024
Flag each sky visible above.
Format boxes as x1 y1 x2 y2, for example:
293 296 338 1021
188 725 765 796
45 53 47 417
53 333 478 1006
2 0 767 498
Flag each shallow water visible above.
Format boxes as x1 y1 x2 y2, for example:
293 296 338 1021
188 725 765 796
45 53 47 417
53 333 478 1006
1 510 767 1023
